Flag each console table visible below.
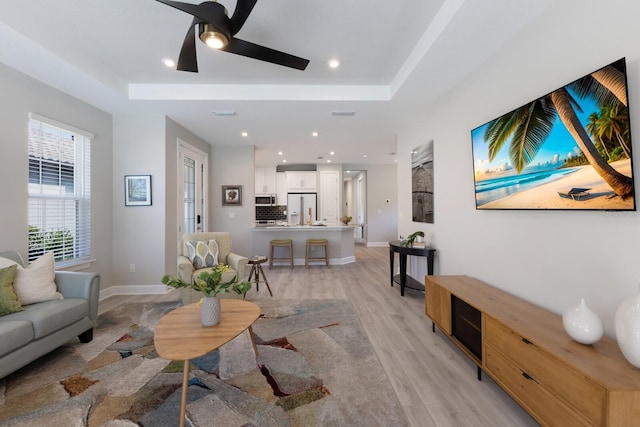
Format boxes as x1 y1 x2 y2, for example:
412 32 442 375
388 240 435 296
425 275 640 426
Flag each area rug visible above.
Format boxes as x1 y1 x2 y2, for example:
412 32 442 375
0 299 409 427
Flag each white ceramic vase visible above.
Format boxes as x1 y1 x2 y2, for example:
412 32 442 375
562 298 603 345
200 296 221 327
615 287 640 368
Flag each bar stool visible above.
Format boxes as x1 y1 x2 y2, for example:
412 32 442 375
305 238 329 268
247 255 273 296
269 239 294 269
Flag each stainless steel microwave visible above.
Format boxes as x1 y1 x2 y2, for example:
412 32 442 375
255 194 277 206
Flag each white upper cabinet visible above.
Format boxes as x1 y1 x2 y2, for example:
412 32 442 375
255 167 277 194
276 172 287 205
286 171 317 192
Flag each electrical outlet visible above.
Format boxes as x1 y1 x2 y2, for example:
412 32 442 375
129 264 135 273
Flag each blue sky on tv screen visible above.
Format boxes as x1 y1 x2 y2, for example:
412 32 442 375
472 94 599 178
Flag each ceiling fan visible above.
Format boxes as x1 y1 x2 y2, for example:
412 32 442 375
155 0 310 72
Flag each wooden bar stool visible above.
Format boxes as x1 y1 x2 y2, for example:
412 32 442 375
269 239 294 269
247 256 273 296
305 238 329 268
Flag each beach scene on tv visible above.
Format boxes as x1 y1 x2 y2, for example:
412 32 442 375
472 58 635 211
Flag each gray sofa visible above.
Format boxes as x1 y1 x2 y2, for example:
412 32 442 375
0 251 100 379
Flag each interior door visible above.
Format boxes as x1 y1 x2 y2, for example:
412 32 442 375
178 140 208 245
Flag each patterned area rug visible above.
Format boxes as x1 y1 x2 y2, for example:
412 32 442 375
0 299 409 426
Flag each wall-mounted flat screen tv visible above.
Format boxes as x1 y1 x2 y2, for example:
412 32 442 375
471 58 635 211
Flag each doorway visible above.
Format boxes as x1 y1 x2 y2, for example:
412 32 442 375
178 139 208 245
343 170 367 244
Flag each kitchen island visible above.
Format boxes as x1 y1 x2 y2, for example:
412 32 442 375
252 225 355 266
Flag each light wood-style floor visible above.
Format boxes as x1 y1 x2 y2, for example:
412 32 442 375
100 246 539 426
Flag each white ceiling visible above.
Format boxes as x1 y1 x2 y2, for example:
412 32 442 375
0 0 554 167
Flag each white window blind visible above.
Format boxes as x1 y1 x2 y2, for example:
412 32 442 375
28 113 93 266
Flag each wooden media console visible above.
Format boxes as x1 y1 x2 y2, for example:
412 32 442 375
425 275 640 426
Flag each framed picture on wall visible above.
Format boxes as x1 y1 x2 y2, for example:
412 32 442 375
124 175 152 206
412 141 434 223
222 185 242 206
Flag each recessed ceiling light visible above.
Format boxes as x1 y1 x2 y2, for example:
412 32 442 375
327 159 332 163
312 131 319 137
330 151 335 156
363 154 368 158
213 110 237 116
278 151 283 156
282 159 287 163
163 58 175 68
328 58 340 68
241 131 248 137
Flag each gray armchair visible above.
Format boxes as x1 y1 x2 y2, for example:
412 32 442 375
178 232 248 304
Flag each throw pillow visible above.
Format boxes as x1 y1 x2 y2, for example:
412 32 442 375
13 252 63 305
0 256 18 269
0 264 23 316
185 239 219 269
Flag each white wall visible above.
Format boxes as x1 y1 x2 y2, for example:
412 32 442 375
365 165 398 245
112 114 166 288
0 62 113 288
210 144 256 259
396 0 640 335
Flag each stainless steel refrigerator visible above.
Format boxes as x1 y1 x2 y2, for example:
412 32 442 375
287 193 317 225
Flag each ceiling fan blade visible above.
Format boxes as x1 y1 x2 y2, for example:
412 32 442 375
155 0 222 25
177 17 201 72
229 0 257 35
224 38 309 70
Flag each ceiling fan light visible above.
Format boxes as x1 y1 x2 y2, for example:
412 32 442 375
199 23 229 49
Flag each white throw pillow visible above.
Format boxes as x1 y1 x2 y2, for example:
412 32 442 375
13 252 63 305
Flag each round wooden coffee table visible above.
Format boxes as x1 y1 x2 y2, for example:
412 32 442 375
154 299 261 427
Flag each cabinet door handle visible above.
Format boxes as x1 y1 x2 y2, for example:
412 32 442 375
521 337 533 345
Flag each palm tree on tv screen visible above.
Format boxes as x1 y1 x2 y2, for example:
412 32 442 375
483 60 633 198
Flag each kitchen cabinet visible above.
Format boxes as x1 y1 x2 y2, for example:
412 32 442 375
319 170 339 223
276 172 287 206
255 167 277 194
286 171 317 192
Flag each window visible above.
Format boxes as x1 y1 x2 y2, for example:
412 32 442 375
28 113 92 266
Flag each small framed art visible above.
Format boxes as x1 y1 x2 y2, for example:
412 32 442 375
222 185 242 206
125 175 152 206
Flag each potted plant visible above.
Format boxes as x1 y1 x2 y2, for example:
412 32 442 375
402 231 425 247
162 264 251 326
341 215 352 225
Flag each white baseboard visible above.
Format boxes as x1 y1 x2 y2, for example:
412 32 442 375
367 241 390 247
99 284 170 300
269 256 356 267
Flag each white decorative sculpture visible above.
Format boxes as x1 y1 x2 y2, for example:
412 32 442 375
615 286 640 368
562 298 603 345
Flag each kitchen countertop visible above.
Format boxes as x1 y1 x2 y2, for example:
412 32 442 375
251 224 356 266
253 225 354 230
